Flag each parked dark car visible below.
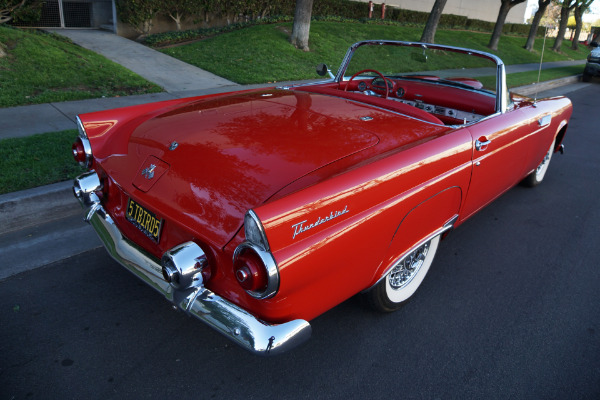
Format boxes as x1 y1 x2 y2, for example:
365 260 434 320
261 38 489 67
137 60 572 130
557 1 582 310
583 42 600 82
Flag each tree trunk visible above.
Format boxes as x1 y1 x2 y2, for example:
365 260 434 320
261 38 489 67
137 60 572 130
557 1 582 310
487 0 526 51
488 1 512 51
168 12 182 31
290 0 314 51
524 0 551 51
551 1 575 52
571 2 588 50
420 0 448 43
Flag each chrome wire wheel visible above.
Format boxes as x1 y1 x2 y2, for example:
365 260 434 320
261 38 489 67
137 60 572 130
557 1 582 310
366 234 441 312
388 242 430 290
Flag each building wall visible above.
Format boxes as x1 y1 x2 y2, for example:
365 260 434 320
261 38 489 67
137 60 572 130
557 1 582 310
358 0 528 24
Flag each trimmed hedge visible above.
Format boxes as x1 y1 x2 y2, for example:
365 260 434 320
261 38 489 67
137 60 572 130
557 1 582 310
142 0 548 47
144 16 293 46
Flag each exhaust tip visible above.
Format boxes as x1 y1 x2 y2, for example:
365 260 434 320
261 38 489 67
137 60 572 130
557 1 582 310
162 263 179 285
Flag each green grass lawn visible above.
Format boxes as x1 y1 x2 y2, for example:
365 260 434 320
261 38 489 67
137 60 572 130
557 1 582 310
0 130 85 194
160 21 588 84
0 26 162 108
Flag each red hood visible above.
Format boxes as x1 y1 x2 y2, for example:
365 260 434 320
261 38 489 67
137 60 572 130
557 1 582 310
97 89 381 247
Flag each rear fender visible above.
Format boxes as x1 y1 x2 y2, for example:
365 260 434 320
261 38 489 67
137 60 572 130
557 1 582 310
368 187 462 288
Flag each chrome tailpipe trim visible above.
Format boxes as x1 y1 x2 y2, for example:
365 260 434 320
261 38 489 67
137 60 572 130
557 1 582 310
73 172 312 356
161 242 208 290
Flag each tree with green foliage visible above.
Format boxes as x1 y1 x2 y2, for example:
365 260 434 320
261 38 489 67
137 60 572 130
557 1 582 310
0 0 40 24
524 0 553 51
290 0 314 51
420 0 448 43
552 0 577 52
571 0 595 49
116 0 161 37
488 0 527 51
160 0 199 31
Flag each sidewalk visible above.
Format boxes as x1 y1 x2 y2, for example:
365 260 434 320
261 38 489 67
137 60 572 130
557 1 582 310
46 29 237 93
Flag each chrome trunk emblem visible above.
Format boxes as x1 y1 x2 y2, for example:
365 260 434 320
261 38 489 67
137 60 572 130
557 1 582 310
141 164 156 179
169 141 178 151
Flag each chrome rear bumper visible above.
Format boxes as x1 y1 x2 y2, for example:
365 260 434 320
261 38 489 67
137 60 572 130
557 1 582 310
73 171 311 356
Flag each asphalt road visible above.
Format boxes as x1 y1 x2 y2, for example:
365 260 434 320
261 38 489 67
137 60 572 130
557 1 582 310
2 83 599 399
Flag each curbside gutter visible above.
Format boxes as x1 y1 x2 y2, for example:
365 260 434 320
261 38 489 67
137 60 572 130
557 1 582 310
0 181 79 235
0 76 584 234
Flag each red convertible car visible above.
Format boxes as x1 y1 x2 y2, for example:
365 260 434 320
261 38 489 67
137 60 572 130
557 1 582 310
72 40 572 355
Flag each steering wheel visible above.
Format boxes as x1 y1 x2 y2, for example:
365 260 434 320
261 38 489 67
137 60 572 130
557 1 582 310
345 69 390 99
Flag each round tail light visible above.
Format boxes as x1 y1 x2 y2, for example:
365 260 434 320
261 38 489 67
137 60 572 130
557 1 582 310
233 248 268 292
72 137 86 165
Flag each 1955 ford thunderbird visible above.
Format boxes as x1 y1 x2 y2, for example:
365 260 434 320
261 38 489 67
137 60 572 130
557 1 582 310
72 40 572 355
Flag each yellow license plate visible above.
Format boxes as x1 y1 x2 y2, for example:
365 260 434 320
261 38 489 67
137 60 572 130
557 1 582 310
126 198 163 243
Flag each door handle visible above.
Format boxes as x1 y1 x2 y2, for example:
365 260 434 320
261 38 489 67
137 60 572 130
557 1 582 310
475 138 491 151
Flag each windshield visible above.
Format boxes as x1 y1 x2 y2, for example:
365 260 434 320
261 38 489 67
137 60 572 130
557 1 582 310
342 42 499 95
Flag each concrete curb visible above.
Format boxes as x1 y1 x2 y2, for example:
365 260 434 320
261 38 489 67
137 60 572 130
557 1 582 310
511 75 582 96
0 180 79 235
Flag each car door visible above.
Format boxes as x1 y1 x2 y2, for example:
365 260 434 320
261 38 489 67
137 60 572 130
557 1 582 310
460 109 533 220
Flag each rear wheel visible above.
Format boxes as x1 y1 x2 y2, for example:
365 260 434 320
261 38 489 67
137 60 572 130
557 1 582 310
366 235 440 312
522 140 554 187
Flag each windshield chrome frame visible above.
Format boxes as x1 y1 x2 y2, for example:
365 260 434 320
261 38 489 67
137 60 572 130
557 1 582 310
334 40 508 114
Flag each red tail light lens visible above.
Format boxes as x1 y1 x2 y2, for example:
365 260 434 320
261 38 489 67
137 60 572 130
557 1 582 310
74 116 93 168
72 137 86 164
233 248 268 292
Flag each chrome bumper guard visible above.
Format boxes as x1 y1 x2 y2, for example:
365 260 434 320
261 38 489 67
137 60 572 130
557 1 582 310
73 171 311 356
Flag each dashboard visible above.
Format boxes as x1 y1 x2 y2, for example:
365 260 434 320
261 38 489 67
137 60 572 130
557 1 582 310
357 77 486 123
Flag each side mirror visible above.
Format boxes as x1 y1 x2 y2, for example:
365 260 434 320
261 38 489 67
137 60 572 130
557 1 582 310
316 63 329 76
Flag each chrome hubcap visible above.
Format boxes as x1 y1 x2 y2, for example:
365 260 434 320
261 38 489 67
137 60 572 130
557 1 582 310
388 242 430 290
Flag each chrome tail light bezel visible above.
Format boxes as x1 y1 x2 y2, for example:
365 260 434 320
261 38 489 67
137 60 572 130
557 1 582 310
233 242 279 299
233 210 280 299
75 115 93 168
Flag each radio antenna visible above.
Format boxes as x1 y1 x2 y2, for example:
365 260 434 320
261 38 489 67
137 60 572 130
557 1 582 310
534 25 549 103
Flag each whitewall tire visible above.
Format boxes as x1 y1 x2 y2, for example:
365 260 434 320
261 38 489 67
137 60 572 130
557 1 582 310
366 235 440 312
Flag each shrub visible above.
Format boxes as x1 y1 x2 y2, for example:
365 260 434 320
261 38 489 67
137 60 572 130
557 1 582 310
466 18 496 32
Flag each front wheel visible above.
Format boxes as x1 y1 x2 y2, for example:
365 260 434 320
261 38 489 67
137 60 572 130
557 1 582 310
522 140 554 187
366 235 440 312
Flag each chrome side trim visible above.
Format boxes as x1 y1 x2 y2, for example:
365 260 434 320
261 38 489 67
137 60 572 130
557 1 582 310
73 172 311 356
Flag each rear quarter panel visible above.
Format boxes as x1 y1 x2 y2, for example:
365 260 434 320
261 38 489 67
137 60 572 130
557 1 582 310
252 127 474 322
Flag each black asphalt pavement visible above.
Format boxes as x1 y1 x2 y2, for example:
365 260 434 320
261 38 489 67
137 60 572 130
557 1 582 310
1 83 599 400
